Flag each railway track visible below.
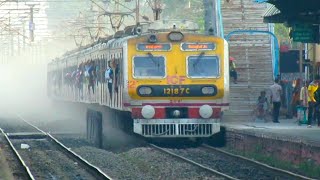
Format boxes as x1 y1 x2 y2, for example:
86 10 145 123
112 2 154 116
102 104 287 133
150 143 316 180
150 144 237 180
0 128 35 180
0 115 112 180
1 114 315 180
201 144 315 180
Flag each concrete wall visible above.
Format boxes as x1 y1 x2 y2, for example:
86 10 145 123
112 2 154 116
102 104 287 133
226 130 320 165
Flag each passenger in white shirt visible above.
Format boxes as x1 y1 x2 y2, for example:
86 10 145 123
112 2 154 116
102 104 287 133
105 62 113 99
270 78 282 123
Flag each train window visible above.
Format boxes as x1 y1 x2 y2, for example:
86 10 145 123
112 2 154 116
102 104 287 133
133 55 165 78
187 55 219 78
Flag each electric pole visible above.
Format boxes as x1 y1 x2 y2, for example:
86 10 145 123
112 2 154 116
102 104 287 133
9 13 14 57
136 0 140 24
23 21 26 50
28 5 35 42
148 0 162 21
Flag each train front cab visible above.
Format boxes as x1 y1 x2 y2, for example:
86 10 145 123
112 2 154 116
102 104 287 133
125 32 229 138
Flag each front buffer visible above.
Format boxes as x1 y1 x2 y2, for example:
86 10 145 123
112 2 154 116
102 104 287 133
132 105 221 138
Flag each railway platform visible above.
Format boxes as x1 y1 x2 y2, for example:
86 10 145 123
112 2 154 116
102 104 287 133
222 119 320 145
221 119 320 178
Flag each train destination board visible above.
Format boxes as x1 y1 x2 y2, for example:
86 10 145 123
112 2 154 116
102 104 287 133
137 43 172 51
181 43 215 51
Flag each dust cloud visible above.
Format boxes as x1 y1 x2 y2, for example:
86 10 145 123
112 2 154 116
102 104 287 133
0 40 87 134
0 63 49 114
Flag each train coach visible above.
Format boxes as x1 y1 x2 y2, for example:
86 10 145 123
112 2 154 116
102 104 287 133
47 20 229 139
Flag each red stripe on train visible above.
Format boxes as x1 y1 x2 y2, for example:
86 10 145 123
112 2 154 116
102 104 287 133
131 107 165 119
131 107 221 119
124 103 229 107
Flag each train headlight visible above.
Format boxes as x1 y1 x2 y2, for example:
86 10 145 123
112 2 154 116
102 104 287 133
141 105 155 119
148 34 158 43
201 87 215 95
138 87 152 95
172 110 181 118
168 31 184 42
199 105 213 119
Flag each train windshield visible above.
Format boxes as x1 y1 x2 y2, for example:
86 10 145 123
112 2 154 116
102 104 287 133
133 55 165 78
187 55 219 78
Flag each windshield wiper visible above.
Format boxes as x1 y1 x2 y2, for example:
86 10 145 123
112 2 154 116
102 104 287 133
193 52 205 71
147 52 161 71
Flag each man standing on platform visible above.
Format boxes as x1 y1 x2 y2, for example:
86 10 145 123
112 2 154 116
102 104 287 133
313 82 320 127
270 78 282 123
307 77 319 127
300 81 309 108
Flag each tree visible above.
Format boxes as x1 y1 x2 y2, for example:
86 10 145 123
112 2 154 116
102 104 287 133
274 24 290 42
161 0 204 30
274 23 300 49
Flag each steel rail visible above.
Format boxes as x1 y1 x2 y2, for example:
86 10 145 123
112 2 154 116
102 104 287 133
0 128 35 180
16 114 113 180
149 144 239 180
47 133 113 180
202 144 316 180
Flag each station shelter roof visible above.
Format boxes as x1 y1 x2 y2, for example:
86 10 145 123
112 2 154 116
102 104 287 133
256 0 320 25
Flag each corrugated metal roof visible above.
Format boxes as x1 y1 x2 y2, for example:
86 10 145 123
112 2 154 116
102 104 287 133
254 0 268 3
263 4 281 17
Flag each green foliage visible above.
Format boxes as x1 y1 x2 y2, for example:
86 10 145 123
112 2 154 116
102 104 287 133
161 0 204 29
274 24 290 41
274 23 301 48
226 147 320 178
299 161 320 177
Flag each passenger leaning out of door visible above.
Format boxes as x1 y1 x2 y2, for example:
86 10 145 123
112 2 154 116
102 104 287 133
105 61 113 99
229 56 237 84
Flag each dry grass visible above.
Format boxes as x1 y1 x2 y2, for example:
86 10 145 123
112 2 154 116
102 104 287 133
0 148 14 180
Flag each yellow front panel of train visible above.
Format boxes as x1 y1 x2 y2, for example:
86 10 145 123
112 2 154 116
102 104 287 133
127 33 225 100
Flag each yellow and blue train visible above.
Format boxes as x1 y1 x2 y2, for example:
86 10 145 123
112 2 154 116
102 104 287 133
47 20 229 138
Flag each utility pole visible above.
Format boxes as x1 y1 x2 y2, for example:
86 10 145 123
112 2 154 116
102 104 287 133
17 31 20 55
299 43 303 76
148 0 162 21
154 0 162 20
106 0 128 32
29 5 35 42
9 14 15 57
115 0 119 13
96 3 104 39
136 0 140 24
23 21 26 50
203 0 217 35
115 0 120 31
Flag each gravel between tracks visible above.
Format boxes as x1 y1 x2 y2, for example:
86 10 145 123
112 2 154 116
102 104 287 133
0 118 38 133
73 146 223 180
0 135 27 180
169 147 300 180
11 139 95 180
54 135 224 180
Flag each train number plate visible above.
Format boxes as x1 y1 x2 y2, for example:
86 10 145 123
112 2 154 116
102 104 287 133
137 85 217 97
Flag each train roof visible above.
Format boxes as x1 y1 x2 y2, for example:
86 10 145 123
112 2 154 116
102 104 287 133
50 19 200 63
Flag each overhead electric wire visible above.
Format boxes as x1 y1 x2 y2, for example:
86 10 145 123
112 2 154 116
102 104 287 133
0 0 147 55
